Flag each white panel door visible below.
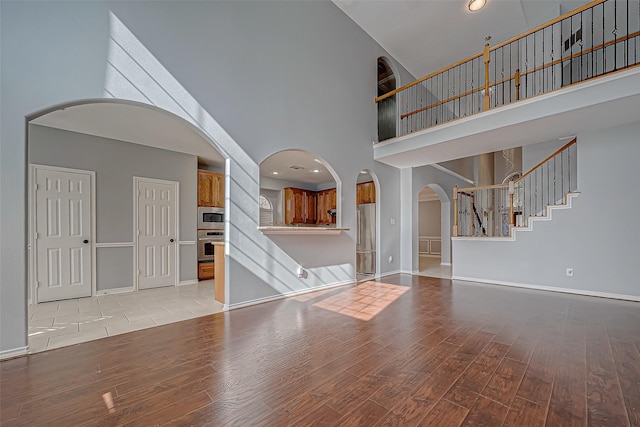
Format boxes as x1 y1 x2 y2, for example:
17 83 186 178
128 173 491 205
137 179 177 290
35 168 92 302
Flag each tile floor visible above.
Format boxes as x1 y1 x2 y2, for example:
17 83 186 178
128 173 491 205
417 256 452 279
28 280 223 354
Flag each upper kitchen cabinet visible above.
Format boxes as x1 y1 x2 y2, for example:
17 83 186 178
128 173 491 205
198 170 224 207
356 181 376 205
284 187 316 225
259 149 338 226
316 188 337 225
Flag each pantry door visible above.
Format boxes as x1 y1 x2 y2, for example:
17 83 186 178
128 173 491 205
136 178 178 290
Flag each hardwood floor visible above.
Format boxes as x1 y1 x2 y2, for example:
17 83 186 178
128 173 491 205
2 274 639 426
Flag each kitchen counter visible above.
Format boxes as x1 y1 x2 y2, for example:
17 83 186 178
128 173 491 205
258 226 349 235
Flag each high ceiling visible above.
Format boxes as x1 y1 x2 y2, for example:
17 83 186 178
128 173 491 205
334 0 589 78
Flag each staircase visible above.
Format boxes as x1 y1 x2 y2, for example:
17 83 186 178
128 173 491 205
453 138 577 240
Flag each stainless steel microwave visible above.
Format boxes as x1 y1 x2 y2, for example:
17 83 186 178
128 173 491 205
198 207 224 229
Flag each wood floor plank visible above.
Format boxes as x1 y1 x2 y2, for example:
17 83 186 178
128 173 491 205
503 396 547 427
119 390 213 427
516 321 566 406
333 399 388 426
481 357 527 407
377 351 477 425
585 323 630 427
417 399 469 427
546 321 587 427
2 274 639 426
444 341 510 409
294 403 341 427
459 395 509 426
609 335 640 426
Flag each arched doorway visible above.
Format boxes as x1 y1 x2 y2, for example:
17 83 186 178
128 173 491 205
416 185 452 279
26 99 227 353
377 57 397 142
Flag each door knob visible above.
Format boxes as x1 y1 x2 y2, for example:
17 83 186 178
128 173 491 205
170 239 175 243
83 239 89 244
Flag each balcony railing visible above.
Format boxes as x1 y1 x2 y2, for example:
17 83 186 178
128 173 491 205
375 0 640 139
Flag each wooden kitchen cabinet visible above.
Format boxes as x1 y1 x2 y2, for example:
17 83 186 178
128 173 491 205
284 187 316 225
304 190 316 224
316 188 337 225
198 170 224 207
356 181 376 205
198 262 214 280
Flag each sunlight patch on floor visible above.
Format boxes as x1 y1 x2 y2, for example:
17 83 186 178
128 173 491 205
312 281 408 320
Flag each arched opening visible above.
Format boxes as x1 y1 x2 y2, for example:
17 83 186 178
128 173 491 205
259 149 340 227
26 99 228 353
356 170 378 280
416 184 452 279
377 57 397 142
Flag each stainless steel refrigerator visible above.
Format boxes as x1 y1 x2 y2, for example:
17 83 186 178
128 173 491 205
356 203 376 275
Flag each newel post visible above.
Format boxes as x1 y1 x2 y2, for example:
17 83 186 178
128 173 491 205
453 186 458 237
483 43 491 111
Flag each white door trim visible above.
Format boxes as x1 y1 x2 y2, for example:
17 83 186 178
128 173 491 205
29 164 97 303
133 176 180 290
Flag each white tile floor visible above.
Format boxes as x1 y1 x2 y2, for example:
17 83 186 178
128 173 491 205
28 280 223 354
417 256 452 279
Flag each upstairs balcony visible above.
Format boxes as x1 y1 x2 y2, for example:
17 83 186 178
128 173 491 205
374 0 640 168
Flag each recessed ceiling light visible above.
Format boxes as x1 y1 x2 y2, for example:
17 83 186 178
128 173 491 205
468 0 486 12
272 171 279 175
311 169 320 173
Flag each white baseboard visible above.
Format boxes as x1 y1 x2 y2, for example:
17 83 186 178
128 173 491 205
178 280 198 286
226 280 355 311
440 262 452 266
96 286 135 296
452 275 640 302
0 346 28 360
375 270 403 279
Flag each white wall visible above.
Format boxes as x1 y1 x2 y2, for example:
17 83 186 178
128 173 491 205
0 1 413 354
418 201 441 237
453 121 640 300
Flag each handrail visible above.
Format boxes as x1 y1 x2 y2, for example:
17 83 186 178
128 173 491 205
375 51 484 103
400 87 484 120
516 138 577 183
518 31 640 80
489 0 607 51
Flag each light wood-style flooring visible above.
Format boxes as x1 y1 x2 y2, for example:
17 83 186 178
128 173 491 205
2 274 639 426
